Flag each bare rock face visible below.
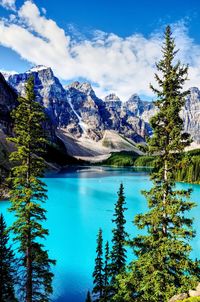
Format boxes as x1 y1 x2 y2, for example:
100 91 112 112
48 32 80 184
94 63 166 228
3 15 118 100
4 66 200 145
126 88 200 144
125 94 153 117
67 81 105 140
196 283 200 292
168 284 200 302
0 72 17 132
168 293 189 302
181 87 200 143
67 82 150 142
142 88 200 144
189 289 200 297
5 66 81 137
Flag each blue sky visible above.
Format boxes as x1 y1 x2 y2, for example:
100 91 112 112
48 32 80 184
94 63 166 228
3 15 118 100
39 0 200 38
0 0 200 99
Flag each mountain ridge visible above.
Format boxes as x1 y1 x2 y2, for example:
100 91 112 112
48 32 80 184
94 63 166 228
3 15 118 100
1 65 200 161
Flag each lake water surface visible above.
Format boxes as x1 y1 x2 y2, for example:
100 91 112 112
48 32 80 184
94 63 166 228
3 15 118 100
0 166 200 302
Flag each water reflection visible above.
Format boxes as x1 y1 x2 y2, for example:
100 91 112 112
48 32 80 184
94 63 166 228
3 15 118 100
46 166 150 178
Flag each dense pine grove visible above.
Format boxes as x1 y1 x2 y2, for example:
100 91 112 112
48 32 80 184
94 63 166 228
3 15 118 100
0 214 17 302
175 150 200 183
102 150 200 184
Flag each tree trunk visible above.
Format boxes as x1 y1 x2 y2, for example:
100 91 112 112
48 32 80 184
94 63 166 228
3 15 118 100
0 256 2 302
26 219 32 302
163 159 168 236
26 147 32 302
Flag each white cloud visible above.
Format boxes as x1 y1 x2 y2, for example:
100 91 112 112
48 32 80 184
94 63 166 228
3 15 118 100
0 0 15 10
0 1 199 100
0 69 18 81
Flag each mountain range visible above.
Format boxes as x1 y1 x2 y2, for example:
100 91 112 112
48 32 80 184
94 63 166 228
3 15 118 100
1 65 200 161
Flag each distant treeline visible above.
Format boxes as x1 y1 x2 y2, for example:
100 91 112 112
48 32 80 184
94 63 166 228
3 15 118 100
101 149 200 184
175 149 200 184
101 151 155 167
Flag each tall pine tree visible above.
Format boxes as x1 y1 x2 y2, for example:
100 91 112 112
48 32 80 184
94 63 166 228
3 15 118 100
93 228 104 301
85 291 92 302
114 25 200 302
8 77 55 302
102 241 110 302
0 213 17 302
110 183 127 279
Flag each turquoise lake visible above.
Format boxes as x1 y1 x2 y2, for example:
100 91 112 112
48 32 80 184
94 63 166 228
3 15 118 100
0 166 200 302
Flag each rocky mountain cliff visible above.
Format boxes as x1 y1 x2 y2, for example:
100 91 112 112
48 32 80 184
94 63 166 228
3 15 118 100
3 65 200 150
4 66 82 137
181 87 200 143
0 73 17 134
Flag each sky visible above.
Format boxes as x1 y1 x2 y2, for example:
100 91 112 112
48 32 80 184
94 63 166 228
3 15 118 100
0 0 200 100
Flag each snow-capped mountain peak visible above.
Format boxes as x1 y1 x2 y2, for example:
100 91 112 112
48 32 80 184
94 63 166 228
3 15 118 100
104 93 120 101
27 65 51 73
4 66 200 144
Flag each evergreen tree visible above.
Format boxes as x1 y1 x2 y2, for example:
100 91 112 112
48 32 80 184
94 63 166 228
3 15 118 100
114 25 200 302
0 142 9 199
102 241 111 302
0 213 17 302
110 183 127 279
104 241 110 289
93 228 104 301
85 291 92 302
8 77 55 302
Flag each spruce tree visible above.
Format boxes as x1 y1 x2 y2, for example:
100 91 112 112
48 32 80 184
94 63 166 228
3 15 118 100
8 77 55 302
114 25 200 302
85 291 92 302
93 228 104 301
110 183 127 279
102 241 110 302
104 241 110 289
0 213 17 302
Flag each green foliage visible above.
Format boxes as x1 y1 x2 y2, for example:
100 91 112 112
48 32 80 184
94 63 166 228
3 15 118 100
102 241 111 302
174 149 200 184
136 143 149 153
101 151 155 168
0 139 10 199
115 26 200 302
101 151 140 167
0 214 17 302
110 184 127 278
107 184 128 300
186 149 200 156
99 147 200 185
175 154 200 183
134 155 155 167
101 150 200 184
8 76 55 302
93 228 104 301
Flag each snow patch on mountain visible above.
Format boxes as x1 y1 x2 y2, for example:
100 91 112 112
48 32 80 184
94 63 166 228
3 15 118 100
27 65 50 73
67 96 88 133
1 70 18 81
